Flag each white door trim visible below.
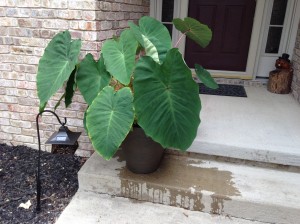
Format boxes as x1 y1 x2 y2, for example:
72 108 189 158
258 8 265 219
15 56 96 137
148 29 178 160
255 0 298 78
287 0 300 58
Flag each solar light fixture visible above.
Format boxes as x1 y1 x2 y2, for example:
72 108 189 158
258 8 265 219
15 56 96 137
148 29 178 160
35 110 81 212
46 125 81 145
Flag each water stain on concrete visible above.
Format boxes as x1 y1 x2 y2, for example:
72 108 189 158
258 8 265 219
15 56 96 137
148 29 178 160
120 180 204 210
210 194 231 214
117 152 240 212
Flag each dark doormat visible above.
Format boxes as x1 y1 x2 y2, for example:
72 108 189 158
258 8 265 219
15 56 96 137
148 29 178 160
199 83 247 97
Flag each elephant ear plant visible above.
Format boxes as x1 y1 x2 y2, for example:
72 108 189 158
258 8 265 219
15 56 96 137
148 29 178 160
36 16 218 160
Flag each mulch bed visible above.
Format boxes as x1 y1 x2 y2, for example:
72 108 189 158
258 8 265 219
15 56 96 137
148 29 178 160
0 143 86 224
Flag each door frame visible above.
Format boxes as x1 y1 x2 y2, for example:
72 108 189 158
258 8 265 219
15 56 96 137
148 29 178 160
150 0 300 79
151 0 265 79
255 0 300 78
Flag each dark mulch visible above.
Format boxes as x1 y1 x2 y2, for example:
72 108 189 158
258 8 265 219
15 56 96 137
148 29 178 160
0 143 86 224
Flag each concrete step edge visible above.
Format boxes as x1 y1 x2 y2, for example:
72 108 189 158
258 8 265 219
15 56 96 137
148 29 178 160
56 190 269 224
78 152 300 224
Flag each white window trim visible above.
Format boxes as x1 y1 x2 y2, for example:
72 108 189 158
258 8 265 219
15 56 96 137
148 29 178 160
254 0 299 78
260 0 295 57
150 0 187 47
287 0 300 55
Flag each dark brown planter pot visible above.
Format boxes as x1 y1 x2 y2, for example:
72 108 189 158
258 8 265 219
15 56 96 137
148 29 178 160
122 127 165 174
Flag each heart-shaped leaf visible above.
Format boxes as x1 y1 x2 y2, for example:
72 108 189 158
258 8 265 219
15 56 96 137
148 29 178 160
76 54 111 105
195 64 219 89
86 86 134 160
83 109 89 135
129 16 172 63
54 93 65 111
134 48 201 150
65 68 77 107
37 30 81 111
53 68 77 110
102 30 137 85
173 17 212 48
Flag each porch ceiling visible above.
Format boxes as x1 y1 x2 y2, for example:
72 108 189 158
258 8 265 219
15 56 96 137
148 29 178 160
189 86 300 167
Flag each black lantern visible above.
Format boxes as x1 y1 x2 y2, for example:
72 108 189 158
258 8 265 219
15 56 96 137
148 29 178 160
35 110 81 212
46 126 81 145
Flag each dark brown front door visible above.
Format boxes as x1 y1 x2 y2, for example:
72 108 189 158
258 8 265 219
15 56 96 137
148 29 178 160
185 0 256 71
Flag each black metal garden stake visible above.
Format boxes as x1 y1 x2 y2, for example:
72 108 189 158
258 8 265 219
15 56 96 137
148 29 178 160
35 110 81 212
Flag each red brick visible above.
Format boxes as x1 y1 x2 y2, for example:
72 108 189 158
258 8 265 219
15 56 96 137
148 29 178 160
20 113 36 122
11 120 32 128
17 97 39 106
16 81 36 89
11 46 34 54
0 132 13 141
0 79 15 87
0 64 12 71
0 118 10 125
1 126 21 134
0 87 5 95
0 71 25 80
100 21 113 30
0 95 18 103
0 103 9 111
69 0 98 10
82 11 95 20
5 88 17 96
0 26 8 35
55 109 77 118
100 2 112 11
13 135 34 143
22 128 40 136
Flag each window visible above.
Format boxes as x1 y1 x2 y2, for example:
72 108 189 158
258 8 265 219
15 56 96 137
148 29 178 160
265 0 288 54
161 0 175 36
151 0 188 53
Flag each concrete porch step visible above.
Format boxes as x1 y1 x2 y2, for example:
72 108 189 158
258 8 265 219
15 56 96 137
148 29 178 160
56 190 267 224
191 86 300 167
78 151 300 224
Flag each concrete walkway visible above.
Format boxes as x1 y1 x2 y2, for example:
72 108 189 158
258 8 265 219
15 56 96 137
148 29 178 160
190 86 300 166
56 191 267 224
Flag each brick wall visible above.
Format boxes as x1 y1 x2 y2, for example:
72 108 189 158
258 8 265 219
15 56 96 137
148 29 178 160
0 0 149 157
292 21 300 103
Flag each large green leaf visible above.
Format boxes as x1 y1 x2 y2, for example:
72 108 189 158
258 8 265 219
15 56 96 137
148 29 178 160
102 30 137 85
53 68 77 110
83 109 89 134
37 30 81 110
54 93 65 111
86 86 134 160
134 48 201 150
76 54 111 105
195 64 219 89
129 16 172 63
65 68 77 107
173 17 212 48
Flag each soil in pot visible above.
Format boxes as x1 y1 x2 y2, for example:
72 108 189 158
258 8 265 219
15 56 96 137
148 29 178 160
122 127 165 174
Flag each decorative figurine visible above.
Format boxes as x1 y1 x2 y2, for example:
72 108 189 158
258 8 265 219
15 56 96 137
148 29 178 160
267 53 293 94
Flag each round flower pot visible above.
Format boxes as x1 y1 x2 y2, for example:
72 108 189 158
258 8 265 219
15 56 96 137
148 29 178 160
122 127 165 174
